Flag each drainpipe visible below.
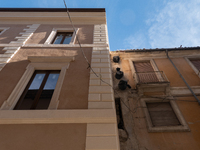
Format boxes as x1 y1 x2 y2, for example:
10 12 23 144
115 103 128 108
166 50 200 104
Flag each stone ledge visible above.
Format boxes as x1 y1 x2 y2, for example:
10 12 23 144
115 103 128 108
91 62 110 68
0 109 117 124
86 136 118 150
90 68 100 73
90 79 101 86
87 124 117 137
90 73 111 79
88 102 114 109
92 54 109 59
88 94 101 101
100 68 111 73
102 94 114 102
89 86 113 94
91 58 100 63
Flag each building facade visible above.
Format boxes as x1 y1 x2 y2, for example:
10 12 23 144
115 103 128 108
0 8 119 150
111 48 200 150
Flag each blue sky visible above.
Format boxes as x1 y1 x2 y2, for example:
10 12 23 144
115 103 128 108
1 0 200 51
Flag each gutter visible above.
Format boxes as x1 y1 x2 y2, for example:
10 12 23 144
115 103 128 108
166 50 200 104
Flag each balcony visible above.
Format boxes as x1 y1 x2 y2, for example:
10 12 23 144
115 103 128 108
134 71 170 95
134 71 169 84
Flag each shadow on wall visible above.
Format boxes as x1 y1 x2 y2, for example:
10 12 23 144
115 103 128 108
26 25 94 44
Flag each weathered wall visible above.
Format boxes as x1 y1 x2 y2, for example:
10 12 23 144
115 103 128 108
0 24 28 43
26 24 94 44
111 52 200 150
0 123 86 150
155 58 200 87
0 47 92 109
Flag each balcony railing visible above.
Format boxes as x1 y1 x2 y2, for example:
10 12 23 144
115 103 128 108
134 71 169 84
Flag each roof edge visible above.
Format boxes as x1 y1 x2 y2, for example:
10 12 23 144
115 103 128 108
0 8 105 12
112 46 200 53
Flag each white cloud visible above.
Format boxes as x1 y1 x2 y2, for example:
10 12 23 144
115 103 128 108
148 0 200 48
123 32 147 49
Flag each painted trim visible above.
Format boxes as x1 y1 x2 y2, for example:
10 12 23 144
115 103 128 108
0 27 9 35
184 56 200 78
44 28 78 45
0 109 116 124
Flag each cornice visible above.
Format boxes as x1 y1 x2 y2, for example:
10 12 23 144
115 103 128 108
0 11 106 24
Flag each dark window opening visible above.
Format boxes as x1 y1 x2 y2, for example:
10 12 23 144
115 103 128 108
115 98 125 130
14 70 60 110
146 102 181 127
190 59 200 71
52 32 73 44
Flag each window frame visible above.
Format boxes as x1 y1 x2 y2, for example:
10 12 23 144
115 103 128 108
0 56 74 110
128 58 164 84
185 56 200 78
44 28 78 45
140 97 190 132
14 70 60 110
0 27 9 35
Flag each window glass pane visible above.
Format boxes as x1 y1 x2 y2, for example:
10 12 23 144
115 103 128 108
29 73 45 89
44 73 59 90
18 90 38 110
36 90 54 109
63 34 72 44
53 34 63 44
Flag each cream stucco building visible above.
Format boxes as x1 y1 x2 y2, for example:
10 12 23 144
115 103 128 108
0 8 119 150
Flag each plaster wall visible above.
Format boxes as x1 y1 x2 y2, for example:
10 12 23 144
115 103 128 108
0 123 86 150
155 58 200 87
0 24 28 43
26 24 94 44
0 47 92 109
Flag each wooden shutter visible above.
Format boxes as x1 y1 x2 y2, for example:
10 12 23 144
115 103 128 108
133 61 159 83
190 59 200 70
133 61 154 72
146 102 180 127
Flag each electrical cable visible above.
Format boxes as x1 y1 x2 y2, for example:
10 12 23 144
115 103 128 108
63 0 100 78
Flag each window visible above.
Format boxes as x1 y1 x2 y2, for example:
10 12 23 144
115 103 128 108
45 28 78 45
146 102 180 127
14 70 60 110
133 61 159 83
52 32 73 44
185 57 200 78
0 56 74 110
141 98 190 132
130 60 169 84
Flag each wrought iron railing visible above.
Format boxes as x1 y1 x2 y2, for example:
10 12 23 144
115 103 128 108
134 71 169 84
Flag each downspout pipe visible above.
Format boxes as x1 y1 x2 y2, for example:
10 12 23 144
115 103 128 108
166 50 200 104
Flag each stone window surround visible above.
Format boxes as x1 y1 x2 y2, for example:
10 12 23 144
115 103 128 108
0 27 9 35
0 56 74 110
184 56 200 78
128 58 164 83
44 28 78 45
140 97 190 132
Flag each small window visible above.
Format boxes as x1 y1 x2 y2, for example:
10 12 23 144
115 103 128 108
14 70 60 110
52 32 73 44
44 28 78 45
185 57 200 78
146 102 180 127
189 59 200 72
